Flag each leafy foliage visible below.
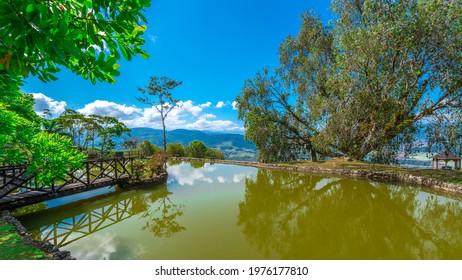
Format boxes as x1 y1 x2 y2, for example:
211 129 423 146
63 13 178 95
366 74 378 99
425 107 462 156
186 140 207 158
0 0 150 85
139 140 162 157
236 0 462 163
54 110 131 154
0 0 150 186
205 148 225 160
27 132 86 186
167 142 186 157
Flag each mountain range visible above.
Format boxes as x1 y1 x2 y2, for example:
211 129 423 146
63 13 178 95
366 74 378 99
125 128 257 161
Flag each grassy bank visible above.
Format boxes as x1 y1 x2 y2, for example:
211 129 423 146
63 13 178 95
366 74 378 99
0 220 46 260
288 158 462 185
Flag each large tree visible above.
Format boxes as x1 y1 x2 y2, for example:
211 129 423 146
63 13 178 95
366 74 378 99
136 76 183 153
237 0 462 162
236 12 333 162
0 0 150 184
319 0 462 160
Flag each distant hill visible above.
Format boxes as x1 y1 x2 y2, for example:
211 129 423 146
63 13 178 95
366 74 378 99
125 128 257 161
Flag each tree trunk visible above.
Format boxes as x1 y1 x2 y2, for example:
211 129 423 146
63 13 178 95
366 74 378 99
162 117 167 154
310 149 317 162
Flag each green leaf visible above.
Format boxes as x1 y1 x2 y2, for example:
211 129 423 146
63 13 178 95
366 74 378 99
26 4 35 13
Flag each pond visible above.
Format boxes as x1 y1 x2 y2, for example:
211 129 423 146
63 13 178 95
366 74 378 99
14 161 462 259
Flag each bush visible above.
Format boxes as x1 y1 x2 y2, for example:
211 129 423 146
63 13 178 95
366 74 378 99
205 148 225 160
167 142 185 157
147 153 167 177
187 140 207 158
130 159 147 181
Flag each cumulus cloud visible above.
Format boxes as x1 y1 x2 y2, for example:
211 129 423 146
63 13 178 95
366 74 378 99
31 93 67 117
232 101 238 110
78 100 142 120
31 93 243 133
215 101 226 108
200 102 212 108
124 100 243 132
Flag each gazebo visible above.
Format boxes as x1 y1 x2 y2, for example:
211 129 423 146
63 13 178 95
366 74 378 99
432 149 461 170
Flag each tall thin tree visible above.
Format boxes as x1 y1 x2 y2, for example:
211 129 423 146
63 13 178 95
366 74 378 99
137 76 183 153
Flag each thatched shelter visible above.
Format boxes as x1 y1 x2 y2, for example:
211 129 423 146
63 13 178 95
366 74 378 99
432 149 461 170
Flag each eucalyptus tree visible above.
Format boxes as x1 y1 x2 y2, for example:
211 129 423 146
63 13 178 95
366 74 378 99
319 0 462 160
238 0 462 163
137 76 183 153
236 12 334 162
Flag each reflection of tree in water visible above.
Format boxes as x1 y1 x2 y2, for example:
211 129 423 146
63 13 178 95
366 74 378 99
136 184 186 238
189 161 205 169
237 169 462 259
168 160 183 167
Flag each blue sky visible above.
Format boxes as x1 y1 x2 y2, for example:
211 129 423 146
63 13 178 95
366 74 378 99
23 0 332 133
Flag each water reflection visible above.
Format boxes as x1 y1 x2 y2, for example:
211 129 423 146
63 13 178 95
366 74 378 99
238 169 462 259
140 188 185 237
167 162 253 186
20 184 185 248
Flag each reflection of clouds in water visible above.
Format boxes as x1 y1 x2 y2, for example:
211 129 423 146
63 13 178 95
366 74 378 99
233 173 249 183
68 232 116 260
168 164 215 186
67 232 144 260
167 163 255 186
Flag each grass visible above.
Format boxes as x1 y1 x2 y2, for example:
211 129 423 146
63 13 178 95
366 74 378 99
0 220 46 260
288 158 462 185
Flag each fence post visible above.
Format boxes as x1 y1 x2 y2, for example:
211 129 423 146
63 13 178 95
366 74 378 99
86 161 91 186
115 159 118 179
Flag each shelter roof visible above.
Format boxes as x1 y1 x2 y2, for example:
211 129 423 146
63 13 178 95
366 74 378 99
432 149 461 160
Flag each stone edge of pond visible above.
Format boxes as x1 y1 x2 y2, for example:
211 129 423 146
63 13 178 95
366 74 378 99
1 210 75 260
171 157 462 194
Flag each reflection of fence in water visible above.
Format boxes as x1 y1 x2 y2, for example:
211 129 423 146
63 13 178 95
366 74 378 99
38 196 137 247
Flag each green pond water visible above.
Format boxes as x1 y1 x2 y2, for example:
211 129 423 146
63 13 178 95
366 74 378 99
14 161 462 260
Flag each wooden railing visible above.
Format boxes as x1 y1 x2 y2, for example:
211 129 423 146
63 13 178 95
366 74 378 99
0 156 136 200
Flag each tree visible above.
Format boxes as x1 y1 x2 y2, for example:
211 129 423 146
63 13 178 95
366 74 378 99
237 0 462 162
236 12 334 162
167 142 186 157
91 115 131 155
121 137 142 150
320 0 462 160
139 140 162 157
0 0 151 185
136 76 183 154
186 140 207 158
0 0 150 86
205 148 225 160
425 106 462 156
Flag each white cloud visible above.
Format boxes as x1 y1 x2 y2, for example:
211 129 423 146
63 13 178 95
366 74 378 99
31 93 67 117
232 101 238 110
125 100 243 132
78 100 142 120
215 101 226 108
200 102 212 108
31 93 244 133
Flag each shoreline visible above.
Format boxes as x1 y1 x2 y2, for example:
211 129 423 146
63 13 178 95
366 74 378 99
1 210 75 260
171 157 462 194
